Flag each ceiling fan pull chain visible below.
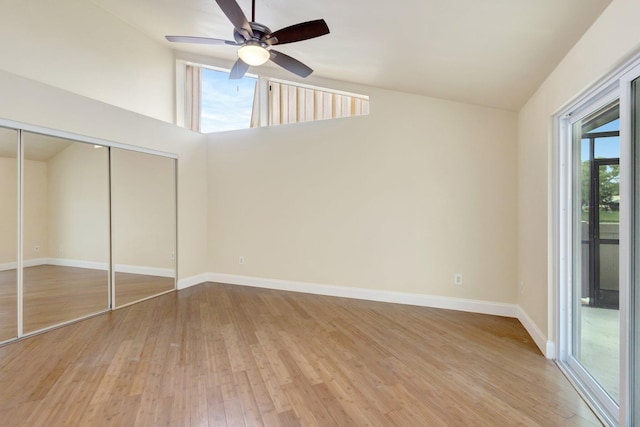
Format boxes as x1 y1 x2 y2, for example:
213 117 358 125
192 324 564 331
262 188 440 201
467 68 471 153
252 0 255 22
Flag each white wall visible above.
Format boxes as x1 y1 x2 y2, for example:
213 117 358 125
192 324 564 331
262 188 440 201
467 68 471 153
517 0 640 349
0 0 175 123
207 86 519 304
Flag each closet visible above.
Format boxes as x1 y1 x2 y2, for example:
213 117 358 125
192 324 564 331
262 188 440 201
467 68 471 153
0 125 176 343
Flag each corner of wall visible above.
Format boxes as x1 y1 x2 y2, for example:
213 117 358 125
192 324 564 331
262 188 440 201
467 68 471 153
517 304 554 358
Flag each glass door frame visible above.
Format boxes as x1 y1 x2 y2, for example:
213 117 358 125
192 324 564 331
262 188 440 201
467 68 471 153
619 63 640 427
557 86 620 426
555 57 640 427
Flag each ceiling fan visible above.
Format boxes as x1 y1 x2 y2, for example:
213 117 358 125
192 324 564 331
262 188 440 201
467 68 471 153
166 0 330 79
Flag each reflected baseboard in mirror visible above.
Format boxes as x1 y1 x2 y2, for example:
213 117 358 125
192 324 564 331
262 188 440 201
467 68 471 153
23 265 109 334
0 269 17 342
114 272 175 307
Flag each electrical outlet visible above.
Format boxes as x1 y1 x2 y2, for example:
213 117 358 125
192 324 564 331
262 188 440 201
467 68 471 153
454 273 463 285
520 281 525 294
34 245 40 253
239 256 245 265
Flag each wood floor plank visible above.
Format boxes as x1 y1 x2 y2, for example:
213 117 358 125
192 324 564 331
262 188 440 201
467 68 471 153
0 269 17 342
0 282 602 426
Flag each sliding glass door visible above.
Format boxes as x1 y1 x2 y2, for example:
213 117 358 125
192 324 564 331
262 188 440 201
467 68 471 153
631 75 640 427
568 100 621 422
559 60 640 426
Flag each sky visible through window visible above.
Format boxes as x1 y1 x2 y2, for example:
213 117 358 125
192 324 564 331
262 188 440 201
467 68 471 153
200 68 256 133
581 118 620 160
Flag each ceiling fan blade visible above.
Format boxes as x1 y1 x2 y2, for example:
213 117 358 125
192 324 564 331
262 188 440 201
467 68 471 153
165 35 239 45
266 19 329 45
270 50 313 78
214 0 253 39
229 58 250 79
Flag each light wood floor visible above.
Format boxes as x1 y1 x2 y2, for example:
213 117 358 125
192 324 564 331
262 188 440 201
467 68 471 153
0 265 175 338
0 282 601 426
23 265 109 334
114 271 175 308
0 269 17 342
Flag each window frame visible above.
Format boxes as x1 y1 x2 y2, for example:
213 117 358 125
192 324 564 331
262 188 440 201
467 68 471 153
176 60 369 134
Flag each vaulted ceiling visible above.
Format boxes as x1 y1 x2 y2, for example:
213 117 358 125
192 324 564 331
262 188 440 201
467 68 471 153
90 0 611 111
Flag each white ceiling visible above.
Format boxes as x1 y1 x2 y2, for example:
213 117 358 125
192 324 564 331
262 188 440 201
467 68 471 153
90 0 611 111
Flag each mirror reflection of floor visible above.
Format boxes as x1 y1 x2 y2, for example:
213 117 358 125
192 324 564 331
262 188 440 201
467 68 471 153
0 265 175 337
22 265 109 333
579 306 620 402
114 272 174 307
0 269 17 341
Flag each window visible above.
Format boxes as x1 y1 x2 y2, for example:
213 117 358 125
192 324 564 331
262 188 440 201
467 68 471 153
181 63 369 133
268 80 369 126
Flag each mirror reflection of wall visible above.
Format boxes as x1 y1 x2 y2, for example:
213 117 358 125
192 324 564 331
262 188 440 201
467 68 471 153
0 127 18 342
111 148 176 307
22 133 110 333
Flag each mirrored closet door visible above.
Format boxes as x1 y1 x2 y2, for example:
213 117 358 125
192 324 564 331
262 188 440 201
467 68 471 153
0 122 177 344
22 133 110 333
0 127 18 343
111 148 176 307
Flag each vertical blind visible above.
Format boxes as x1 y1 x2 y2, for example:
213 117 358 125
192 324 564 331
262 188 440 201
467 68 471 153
185 65 202 132
268 81 369 126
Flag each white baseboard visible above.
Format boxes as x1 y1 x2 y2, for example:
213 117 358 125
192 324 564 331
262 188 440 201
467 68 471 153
177 273 211 290
2 259 174 277
47 258 108 270
2 258 99 271
24 258 48 268
0 261 17 271
517 305 554 358
114 264 174 278
545 341 556 359
4 258 109 270
180 272 519 318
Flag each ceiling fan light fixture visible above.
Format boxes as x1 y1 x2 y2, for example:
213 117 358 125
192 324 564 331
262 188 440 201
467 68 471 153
238 42 270 66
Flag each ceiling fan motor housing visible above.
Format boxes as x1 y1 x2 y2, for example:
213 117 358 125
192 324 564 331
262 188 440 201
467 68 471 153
234 22 275 46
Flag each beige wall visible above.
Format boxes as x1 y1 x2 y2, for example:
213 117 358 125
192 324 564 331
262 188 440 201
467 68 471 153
0 154 17 265
111 148 176 270
47 142 110 264
0 0 175 123
517 0 640 343
208 87 519 303
23 160 48 261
